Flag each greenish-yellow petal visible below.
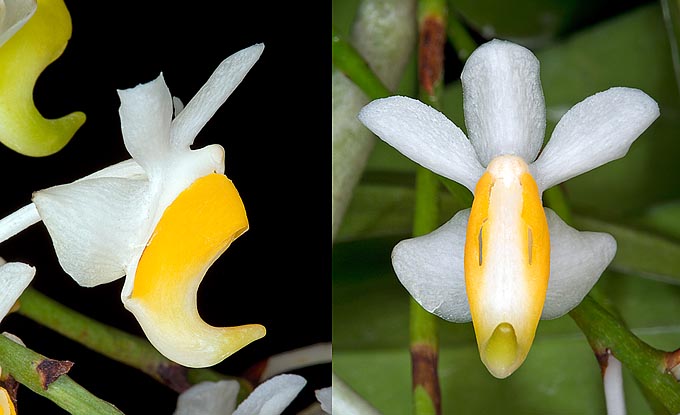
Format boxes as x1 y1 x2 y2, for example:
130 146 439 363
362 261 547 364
0 0 85 156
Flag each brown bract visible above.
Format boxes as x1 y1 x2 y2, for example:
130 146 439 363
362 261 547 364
35 358 74 390
418 16 446 97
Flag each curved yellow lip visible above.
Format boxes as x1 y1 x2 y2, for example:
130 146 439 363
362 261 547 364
464 155 550 378
127 173 265 368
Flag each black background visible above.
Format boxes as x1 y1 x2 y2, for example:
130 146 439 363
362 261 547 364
0 1 328 414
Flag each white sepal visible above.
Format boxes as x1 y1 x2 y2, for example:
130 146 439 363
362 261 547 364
173 380 239 415
358 96 484 192
232 374 306 415
171 43 264 150
461 39 546 166
531 87 660 192
316 387 332 414
0 261 34 321
32 177 150 287
542 208 617 319
118 73 174 174
391 209 471 322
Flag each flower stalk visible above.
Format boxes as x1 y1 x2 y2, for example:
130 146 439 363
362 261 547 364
409 168 442 415
0 332 123 415
409 1 447 413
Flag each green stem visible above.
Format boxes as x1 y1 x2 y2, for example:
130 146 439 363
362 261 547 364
331 25 390 100
0 333 123 415
445 11 477 62
15 288 252 400
409 1 448 414
410 168 442 415
569 296 680 413
546 187 680 411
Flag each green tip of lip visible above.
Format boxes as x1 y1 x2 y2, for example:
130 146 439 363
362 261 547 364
483 322 519 379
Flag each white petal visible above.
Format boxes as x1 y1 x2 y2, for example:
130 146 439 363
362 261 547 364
391 209 471 322
173 96 184 117
461 39 546 165
118 73 174 173
357 96 484 192
531 87 659 192
233 374 306 415
0 262 35 321
32 177 150 287
171 43 264 150
542 208 616 319
316 387 332 414
0 0 36 47
173 380 239 415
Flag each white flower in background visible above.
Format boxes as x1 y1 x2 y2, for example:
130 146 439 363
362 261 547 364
0 259 34 321
315 386 331 414
358 39 659 378
173 374 306 415
0 43 267 368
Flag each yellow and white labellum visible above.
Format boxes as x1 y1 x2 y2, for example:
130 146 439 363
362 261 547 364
125 172 266 368
0 387 15 415
464 155 550 378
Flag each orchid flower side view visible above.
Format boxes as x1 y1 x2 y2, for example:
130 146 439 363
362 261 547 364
357 39 660 378
0 0 85 156
0 43 267 368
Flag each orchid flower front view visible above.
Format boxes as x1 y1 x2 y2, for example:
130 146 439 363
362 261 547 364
358 39 659 378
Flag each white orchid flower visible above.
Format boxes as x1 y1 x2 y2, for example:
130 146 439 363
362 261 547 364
0 43 267 368
357 39 659 378
173 374 306 415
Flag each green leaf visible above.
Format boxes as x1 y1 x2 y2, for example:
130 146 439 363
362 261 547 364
446 0 651 46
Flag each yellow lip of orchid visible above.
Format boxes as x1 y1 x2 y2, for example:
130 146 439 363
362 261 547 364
124 173 265 368
0 0 85 156
464 155 550 378
358 39 659 378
